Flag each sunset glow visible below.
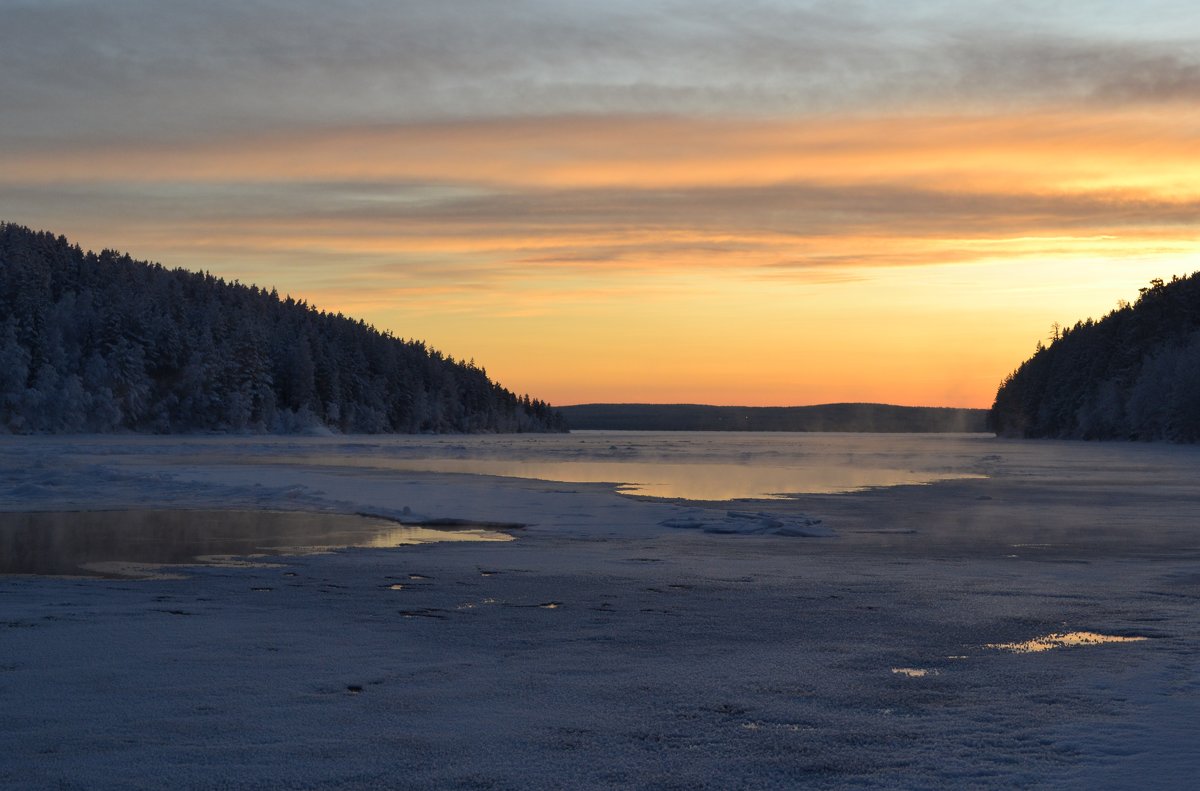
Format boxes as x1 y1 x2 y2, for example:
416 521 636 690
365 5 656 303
4 1 1199 407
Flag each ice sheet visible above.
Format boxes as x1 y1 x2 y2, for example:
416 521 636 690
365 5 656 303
1 432 1198 789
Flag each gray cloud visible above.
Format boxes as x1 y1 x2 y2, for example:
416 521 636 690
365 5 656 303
6 178 1196 271
4 0 1200 149
11 177 1199 227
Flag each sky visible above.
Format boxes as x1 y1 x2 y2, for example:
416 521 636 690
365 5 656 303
3 1 1199 408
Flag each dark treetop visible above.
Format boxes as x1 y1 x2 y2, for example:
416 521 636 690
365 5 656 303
990 272 1200 442
0 223 566 434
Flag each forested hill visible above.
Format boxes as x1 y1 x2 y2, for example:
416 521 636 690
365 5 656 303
556 403 988 433
0 223 566 434
990 273 1200 442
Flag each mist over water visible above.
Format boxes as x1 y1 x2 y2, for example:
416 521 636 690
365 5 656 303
15 430 1200 561
284 457 985 500
209 430 995 501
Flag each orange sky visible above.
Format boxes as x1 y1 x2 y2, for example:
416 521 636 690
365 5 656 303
4 3 1200 407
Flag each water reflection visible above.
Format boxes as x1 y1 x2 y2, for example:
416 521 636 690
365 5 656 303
986 631 1147 653
0 510 513 578
891 667 937 677
292 457 984 500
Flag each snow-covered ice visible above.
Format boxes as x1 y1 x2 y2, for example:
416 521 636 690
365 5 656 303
659 509 832 537
1 432 1199 789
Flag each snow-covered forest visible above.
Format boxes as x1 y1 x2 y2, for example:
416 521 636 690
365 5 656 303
0 223 566 434
990 272 1200 441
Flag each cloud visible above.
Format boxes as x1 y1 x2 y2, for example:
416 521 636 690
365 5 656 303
7 168 1198 301
4 0 1200 150
6 108 1200 195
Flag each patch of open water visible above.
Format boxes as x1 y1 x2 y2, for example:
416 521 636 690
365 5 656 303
0 510 513 578
246 456 986 501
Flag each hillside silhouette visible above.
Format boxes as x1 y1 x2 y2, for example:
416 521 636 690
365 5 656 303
557 403 988 433
990 273 1200 441
0 223 565 434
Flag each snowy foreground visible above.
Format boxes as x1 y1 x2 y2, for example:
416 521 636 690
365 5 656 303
2 432 1199 790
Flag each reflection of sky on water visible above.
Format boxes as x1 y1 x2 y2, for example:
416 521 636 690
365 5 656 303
986 632 1147 653
281 457 985 501
0 510 511 578
891 667 936 678
357 526 512 548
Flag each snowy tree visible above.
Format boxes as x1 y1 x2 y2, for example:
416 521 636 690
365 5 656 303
0 222 567 434
992 273 1200 442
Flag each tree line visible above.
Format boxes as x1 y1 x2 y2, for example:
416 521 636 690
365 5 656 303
0 223 566 434
990 272 1200 442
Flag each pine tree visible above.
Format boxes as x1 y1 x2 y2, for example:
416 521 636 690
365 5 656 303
0 222 566 435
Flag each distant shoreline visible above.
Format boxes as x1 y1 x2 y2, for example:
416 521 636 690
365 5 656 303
555 402 989 433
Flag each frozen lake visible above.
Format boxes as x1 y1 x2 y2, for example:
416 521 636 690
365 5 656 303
28 428 1191 498
2 431 1199 789
20 429 1191 555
